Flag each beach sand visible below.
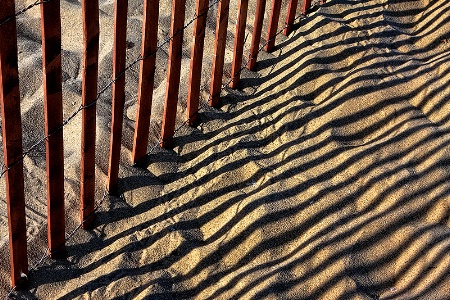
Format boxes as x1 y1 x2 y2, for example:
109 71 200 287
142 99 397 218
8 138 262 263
1 0 450 298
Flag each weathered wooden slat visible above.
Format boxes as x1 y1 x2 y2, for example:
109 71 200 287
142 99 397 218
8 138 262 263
209 0 230 107
0 0 28 288
284 0 299 36
186 0 210 126
160 0 187 148
80 0 99 229
107 0 128 194
247 0 266 71
132 0 160 164
265 0 282 52
40 0 66 258
302 0 312 15
230 0 249 89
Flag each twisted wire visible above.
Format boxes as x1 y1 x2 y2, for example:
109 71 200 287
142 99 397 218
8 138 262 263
6 1 308 298
0 0 50 27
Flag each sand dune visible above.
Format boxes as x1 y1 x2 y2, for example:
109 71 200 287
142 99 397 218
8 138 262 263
1 0 450 299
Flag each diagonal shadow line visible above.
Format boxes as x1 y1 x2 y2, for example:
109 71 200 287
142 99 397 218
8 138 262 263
255 231 450 300
67 48 450 274
70 64 450 274
19 0 448 296
382 0 449 33
252 29 449 107
56 176 448 299
214 176 450 299
382 249 450 300
178 53 450 183
146 118 450 294
259 230 450 300
163 0 450 154
179 33 449 161
51 108 450 298
254 8 450 91
260 8 448 71
153 177 450 299
54 111 450 298
90 1 450 298
171 64 450 196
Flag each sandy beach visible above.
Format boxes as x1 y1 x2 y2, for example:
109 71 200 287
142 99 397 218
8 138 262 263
1 0 450 298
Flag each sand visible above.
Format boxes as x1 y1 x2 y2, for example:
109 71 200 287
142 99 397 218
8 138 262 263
1 0 450 299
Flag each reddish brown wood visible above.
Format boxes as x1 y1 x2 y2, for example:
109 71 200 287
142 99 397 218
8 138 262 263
284 0 299 36
0 0 28 288
80 0 99 229
209 0 230 107
265 0 282 52
132 0 159 163
107 0 128 194
302 0 312 15
160 0 186 148
40 0 66 258
230 0 249 89
186 0 209 126
247 0 266 71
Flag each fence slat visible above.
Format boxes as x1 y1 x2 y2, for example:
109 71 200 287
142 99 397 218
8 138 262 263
302 0 312 15
132 0 159 164
186 0 210 126
80 0 99 229
265 0 282 52
247 0 266 71
107 0 128 194
0 0 28 288
284 0 299 36
160 0 187 148
41 0 66 258
209 0 230 107
230 0 249 89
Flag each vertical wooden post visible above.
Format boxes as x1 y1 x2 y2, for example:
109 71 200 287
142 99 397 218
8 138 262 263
230 0 249 89
186 0 210 126
160 0 186 148
41 0 66 258
107 0 128 194
302 0 312 15
0 0 28 288
132 0 159 164
265 0 282 52
209 0 230 107
284 0 299 36
80 0 99 229
247 0 266 71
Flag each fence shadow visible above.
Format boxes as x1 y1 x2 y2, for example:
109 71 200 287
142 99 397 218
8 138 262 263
10 0 450 299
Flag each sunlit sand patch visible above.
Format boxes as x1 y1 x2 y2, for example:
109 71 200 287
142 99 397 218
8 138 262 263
1 0 450 298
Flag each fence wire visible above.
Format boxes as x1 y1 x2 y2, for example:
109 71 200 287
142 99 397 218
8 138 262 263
5 0 309 297
0 0 222 181
0 0 50 27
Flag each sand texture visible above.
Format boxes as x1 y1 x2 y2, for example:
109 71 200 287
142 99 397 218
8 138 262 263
1 0 450 299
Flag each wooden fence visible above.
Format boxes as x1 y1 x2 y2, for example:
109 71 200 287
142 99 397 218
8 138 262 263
0 0 319 289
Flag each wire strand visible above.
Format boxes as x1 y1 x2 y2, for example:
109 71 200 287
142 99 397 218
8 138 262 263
0 0 222 181
0 0 50 27
6 2 308 297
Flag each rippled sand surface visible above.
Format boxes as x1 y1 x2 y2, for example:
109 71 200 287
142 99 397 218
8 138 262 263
1 0 450 299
